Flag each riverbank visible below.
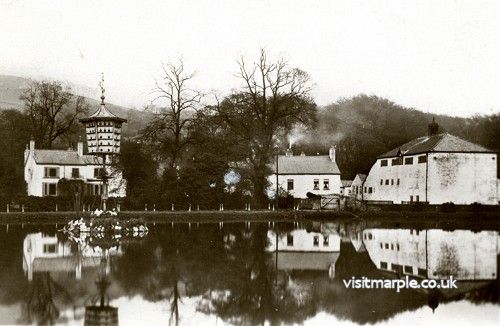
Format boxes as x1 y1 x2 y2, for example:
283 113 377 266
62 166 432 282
0 209 498 229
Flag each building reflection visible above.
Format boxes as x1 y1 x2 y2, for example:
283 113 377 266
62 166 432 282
361 228 498 280
23 232 121 282
21 232 123 325
266 228 341 278
5 222 497 325
361 228 499 312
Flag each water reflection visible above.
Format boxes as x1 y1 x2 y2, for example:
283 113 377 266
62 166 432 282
0 219 497 325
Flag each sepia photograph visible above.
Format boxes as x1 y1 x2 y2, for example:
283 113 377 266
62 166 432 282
0 1 498 325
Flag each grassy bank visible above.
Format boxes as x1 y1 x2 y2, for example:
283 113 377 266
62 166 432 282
0 209 498 229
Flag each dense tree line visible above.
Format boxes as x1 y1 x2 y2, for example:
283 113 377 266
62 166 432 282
292 95 500 179
0 53 499 209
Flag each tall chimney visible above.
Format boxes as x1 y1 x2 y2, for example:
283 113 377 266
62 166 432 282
25 139 35 162
77 137 84 156
329 145 336 162
428 117 439 136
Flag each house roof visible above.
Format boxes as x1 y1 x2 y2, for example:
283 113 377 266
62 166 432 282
32 257 101 272
80 103 127 123
269 252 340 271
341 180 353 187
355 174 367 182
32 149 102 165
269 155 341 175
378 133 494 159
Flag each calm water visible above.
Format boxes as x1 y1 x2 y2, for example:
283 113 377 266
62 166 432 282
0 217 498 325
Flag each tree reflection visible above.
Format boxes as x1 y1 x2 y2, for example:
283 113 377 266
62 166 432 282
23 272 74 325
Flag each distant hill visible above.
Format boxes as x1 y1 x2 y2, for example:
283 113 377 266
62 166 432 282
294 94 499 179
0 75 153 137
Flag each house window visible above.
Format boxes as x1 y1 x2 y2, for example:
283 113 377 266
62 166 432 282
391 264 403 273
93 184 102 195
94 168 104 178
416 195 420 202
313 235 319 247
44 167 59 178
42 183 57 196
385 179 389 185
380 179 383 185
287 234 293 246
71 168 79 178
418 155 427 163
313 179 319 190
323 179 330 190
392 158 402 166
43 244 57 254
323 235 329 246
364 187 367 193
368 187 373 193
404 157 413 165
380 243 383 249
385 243 389 249
410 195 413 202
397 178 400 185
397 244 400 251
404 266 413 274
380 262 388 269
391 179 394 185
287 179 294 191
391 244 394 250
381 159 388 167
418 268 427 277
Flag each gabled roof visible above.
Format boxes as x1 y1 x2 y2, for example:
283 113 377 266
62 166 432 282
80 103 127 123
31 149 102 165
269 252 340 271
378 133 494 159
32 257 101 271
354 174 366 182
269 155 341 175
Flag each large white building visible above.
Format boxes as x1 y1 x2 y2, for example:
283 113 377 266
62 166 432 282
24 139 126 198
267 146 342 199
361 124 498 205
362 228 498 280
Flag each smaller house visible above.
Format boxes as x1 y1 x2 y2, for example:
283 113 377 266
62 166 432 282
266 229 341 278
350 174 366 200
23 232 121 281
267 146 342 199
340 180 353 196
24 140 126 198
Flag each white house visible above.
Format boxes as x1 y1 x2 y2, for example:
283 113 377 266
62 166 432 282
267 146 341 199
267 229 340 277
362 228 498 280
23 232 121 281
24 140 126 197
350 174 366 201
361 122 498 205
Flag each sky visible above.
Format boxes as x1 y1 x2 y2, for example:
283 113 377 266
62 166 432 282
1 0 500 117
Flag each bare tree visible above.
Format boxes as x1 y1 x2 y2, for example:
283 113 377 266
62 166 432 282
142 60 202 170
20 80 88 149
213 49 317 206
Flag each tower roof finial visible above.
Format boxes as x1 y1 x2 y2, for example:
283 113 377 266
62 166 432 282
99 73 105 104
